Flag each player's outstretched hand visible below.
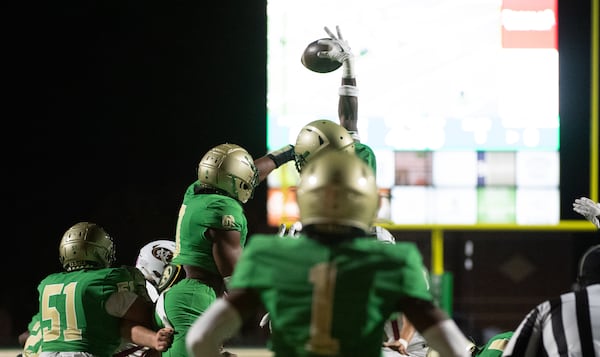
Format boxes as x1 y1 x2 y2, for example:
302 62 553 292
573 197 600 229
317 25 353 64
153 327 175 352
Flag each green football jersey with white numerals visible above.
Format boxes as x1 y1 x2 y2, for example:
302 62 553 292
230 234 432 357
36 266 148 357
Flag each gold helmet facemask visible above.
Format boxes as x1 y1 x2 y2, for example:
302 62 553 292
297 150 379 234
197 143 259 203
294 120 355 172
59 222 116 272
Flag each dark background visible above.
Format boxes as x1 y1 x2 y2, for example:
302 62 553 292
2 0 598 348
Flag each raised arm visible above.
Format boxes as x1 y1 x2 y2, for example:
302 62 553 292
318 25 359 136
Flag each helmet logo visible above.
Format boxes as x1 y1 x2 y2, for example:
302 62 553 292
152 245 174 263
222 215 236 228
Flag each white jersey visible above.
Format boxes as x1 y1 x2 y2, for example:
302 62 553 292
146 280 159 302
503 284 600 356
383 315 429 357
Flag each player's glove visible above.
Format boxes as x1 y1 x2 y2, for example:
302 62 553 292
318 25 355 78
573 197 600 229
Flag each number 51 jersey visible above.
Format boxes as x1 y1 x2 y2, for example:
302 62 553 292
36 266 148 357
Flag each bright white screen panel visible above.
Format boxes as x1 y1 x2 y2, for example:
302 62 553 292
266 0 559 226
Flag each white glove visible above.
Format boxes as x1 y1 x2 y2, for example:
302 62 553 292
573 197 600 229
318 25 355 78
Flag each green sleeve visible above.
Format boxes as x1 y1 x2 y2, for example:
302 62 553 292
354 142 377 175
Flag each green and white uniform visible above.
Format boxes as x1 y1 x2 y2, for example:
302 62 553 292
36 266 148 357
230 234 431 357
157 182 248 357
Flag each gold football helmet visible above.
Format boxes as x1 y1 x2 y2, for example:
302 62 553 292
197 143 259 203
294 119 355 172
297 150 379 234
59 222 116 271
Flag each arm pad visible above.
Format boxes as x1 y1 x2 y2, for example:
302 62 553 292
421 319 472 357
106 291 138 318
267 144 295 168
186 299 242 357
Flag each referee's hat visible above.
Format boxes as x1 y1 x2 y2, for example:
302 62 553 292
577 244 600 287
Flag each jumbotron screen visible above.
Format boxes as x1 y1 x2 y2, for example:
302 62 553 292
266 0 559 226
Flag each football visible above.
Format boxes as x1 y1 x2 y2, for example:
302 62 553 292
300 38 343 73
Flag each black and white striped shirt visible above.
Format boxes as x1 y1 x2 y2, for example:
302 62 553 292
502 284 600 356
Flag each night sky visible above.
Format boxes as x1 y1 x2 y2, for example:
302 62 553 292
5 1 269 342
3 0 596 347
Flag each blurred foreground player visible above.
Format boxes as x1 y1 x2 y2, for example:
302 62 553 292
186 150 472 357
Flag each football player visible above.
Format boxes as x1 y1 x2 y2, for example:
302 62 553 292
135 240 176 302
253 25 378 183
186 150 473 357
154 143 259 357
115 239 176 357
31 222 174 356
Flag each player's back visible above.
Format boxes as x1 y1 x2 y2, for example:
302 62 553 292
229 234 432 357
173 191 248 272
36 267 141 357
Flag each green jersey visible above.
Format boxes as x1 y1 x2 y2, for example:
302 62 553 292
159 184 249 357
355 142 376 175
35 266 148 357
474 331 514 357
172 182 249 273
230 234 432 357
23 312 41 357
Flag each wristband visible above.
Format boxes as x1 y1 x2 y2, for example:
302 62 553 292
342 56 356 78
267 144 295 168
339 85 359 97
347 130 361 142
397 338 408 349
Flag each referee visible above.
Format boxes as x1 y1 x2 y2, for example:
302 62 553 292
502 244 600 356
